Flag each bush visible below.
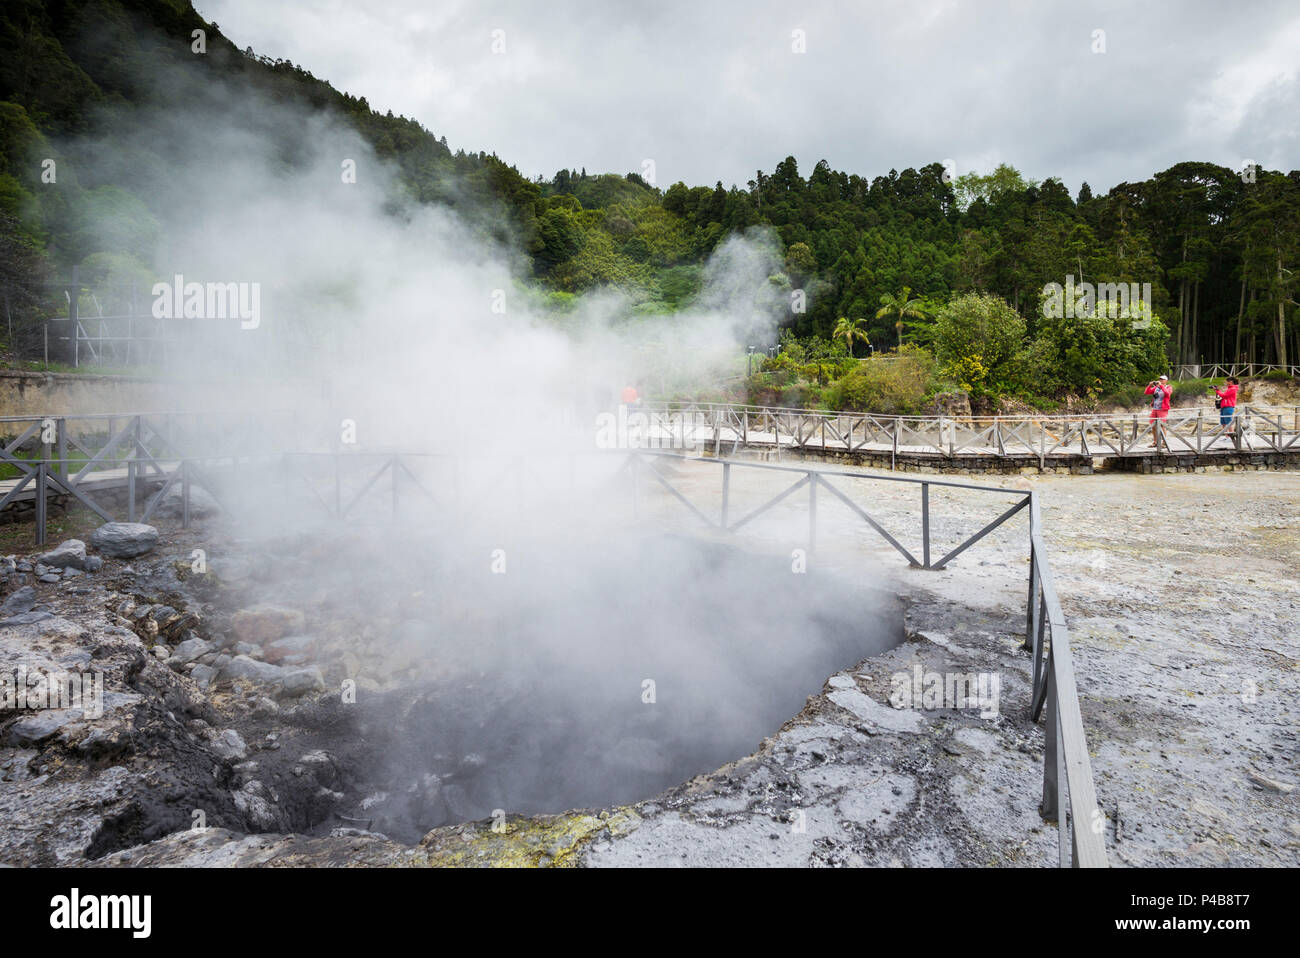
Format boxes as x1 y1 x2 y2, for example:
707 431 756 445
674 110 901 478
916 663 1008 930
1031 299 1169 396
824 347 935 414
745 371 825 408
932 292 1026 399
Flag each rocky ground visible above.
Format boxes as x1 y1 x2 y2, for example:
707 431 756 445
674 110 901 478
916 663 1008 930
0 463 1295 867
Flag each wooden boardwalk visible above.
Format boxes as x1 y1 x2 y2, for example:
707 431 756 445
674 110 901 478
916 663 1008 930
638 402 1300 470
0 462 180 503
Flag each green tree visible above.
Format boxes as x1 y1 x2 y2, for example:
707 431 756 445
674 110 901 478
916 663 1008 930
832 315 871 357
876 286 927 345
932 292 1026 395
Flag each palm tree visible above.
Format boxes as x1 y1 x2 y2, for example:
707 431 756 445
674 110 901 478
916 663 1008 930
877 287 927 346
832 316 871 357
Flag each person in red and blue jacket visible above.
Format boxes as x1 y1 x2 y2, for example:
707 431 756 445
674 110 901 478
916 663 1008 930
1144 375 1172 449
1214 377 1239 434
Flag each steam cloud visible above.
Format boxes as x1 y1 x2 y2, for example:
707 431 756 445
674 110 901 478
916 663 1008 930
49 36 900 837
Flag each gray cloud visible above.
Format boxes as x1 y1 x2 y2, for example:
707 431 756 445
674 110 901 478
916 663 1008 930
196 0 1298 192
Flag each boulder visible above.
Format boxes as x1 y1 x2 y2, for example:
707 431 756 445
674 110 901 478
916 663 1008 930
264 634 317 664
280 666 325 697
233 782 282 831
209 729 248 761
1 586 37 615
6 710 84 746
37 540 86 570
166 637 213 668
221 655 286 685
0 611 54 627
90 523 159 558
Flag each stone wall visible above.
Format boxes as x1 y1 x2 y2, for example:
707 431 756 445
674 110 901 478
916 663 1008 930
0 371 329 439
0 371 181 420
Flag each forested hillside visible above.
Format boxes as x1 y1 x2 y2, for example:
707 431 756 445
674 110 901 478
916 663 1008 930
2 0 1298 397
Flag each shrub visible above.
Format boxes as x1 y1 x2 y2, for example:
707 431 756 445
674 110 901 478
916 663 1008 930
824 346 935 414
1031 297 1169 396
932 292 1026 398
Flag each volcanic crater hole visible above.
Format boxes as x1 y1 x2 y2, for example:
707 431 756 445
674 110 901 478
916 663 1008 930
277 532 902 844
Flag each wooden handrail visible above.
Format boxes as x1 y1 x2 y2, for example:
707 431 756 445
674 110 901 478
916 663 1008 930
1028 492 1108 867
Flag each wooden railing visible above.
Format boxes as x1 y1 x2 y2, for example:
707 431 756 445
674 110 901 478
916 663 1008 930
641 402 1300 465
626 451 1107 865
1171 362 1300 380
1025 491 1108 866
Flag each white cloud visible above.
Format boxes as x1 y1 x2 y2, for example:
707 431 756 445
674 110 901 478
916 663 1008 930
196 0 1299 191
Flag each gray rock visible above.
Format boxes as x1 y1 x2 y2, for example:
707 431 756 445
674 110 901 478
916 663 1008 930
265 634 316 663
280 666 325 697
1247 771 1295 793
190 664 217 690
89 522 159 558
1 586 37 615
0 611 54 627
75 727 117 756
233 782 281 830
38 574 61 584
37 540 87 570
84 556 104 573
102 691 143 713
209 729 248 761
221 655 286 684
62 567 83 579
0 749 37 782
6 710 84 746
167 637 213 668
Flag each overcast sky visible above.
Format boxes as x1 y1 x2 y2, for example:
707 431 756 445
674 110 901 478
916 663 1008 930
195 0 1299 195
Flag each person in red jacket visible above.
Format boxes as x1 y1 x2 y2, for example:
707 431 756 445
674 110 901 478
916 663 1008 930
1144 374 1172 450
1214 377 1239 435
